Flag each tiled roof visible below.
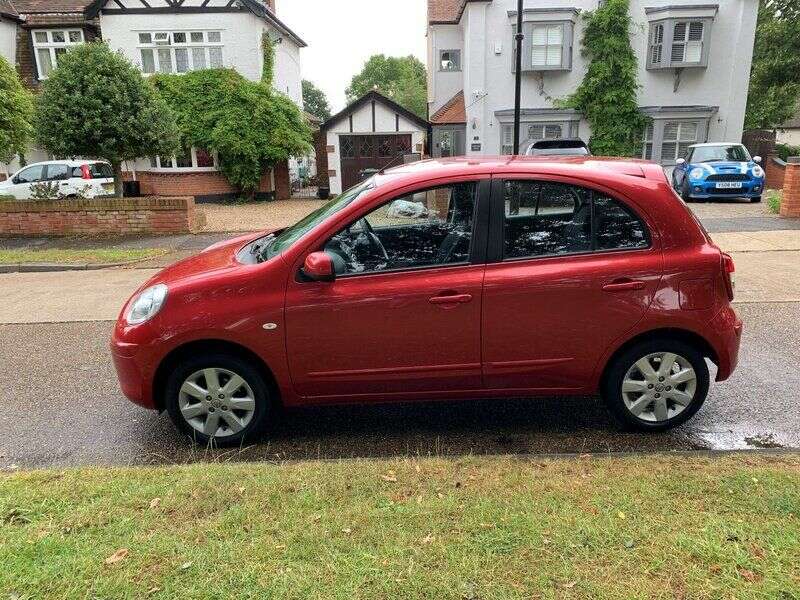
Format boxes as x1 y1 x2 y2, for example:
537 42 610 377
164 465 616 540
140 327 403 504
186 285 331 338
11 0 91 13
430 91 466 124
781 102 800 130
0 0 20 19
428 0 490 24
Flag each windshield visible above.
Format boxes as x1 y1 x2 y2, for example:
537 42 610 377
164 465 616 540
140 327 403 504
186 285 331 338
260 178 375 261
530 147 590 156
690 145 750 163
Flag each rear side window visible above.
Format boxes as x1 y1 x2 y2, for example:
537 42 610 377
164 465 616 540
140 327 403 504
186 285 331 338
45 164 69 180
90 163 114 178
502 181 649 259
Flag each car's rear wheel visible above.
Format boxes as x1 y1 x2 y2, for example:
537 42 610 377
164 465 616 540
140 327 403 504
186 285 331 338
750 195 762 203
164 353 271 446
603 339 709 432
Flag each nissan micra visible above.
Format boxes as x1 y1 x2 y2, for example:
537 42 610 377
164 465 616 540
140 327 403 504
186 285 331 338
112 157 742 445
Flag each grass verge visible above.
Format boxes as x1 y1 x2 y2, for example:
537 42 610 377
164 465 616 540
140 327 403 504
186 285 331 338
1 454 799 599
0 248 168 265
766 190 782 215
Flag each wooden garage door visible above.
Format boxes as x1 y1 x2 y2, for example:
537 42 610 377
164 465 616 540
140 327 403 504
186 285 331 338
340 134 413 190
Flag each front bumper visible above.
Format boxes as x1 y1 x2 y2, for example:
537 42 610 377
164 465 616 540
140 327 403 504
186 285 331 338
687 180 764 199
110 336 157 410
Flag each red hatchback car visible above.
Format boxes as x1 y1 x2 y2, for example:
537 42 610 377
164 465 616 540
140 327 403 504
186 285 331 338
112 157 742 445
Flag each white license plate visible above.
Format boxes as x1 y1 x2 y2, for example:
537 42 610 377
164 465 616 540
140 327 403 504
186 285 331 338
715 182 742 189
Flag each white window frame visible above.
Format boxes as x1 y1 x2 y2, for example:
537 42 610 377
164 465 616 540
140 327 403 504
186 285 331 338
439 49 461 72
150 147 219 172
31 29 85 80
137 30 224 75
530 23 564 68
670 21 704 65
642 123 654 160
661 121 698 163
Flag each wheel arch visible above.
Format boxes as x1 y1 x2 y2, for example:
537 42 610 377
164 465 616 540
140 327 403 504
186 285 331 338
152 339 281 412
598 328 718 391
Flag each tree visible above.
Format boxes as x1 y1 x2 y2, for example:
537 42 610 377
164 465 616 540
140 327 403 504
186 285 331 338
744 0 800 130
152 69 312 199
561 0 648 156
0 56 34 165
346 55 427 119
34 42 179 197
302 80 332 121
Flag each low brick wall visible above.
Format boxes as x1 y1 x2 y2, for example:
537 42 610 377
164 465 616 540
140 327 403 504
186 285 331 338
765 155 786 190
0 196 199 236
780 158 800 218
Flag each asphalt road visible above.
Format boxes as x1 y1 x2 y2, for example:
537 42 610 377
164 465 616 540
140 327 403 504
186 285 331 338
1 302 798 469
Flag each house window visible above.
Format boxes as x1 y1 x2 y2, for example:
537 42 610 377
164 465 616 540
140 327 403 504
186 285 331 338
642 123 654 160
647 19 709 69
32 29 84 79
138 31 223 75
150 147 219 171
661 121 697 163
501 122 574 155
439 49 461 71
531 24 563 68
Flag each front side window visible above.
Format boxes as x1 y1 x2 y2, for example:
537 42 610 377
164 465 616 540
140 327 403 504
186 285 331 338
503 181 649 259
439 49 461 71
138 31 223 74
15 165 45 184
32 29 84 79
323 182 477 275
531 23 563 67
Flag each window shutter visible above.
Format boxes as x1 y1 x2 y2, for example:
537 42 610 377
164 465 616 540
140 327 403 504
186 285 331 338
649 23 664 65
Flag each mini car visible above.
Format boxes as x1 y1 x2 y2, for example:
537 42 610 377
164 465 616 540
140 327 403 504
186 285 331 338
671 143 765 203
0 160 115 200
524 138 590 156
112 157 742 445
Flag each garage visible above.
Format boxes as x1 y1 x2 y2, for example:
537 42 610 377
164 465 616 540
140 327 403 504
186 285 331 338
321 91 429 195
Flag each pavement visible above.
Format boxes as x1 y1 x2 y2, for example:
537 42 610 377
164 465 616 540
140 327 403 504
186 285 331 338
0 196 799 469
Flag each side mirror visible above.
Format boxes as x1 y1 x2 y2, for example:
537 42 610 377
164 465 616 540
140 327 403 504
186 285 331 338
753 155 762 163
302 252 335 282
11 176 20 185
675 158 686 166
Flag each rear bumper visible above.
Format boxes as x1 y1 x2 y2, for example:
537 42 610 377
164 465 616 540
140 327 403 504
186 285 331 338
709 304 743 382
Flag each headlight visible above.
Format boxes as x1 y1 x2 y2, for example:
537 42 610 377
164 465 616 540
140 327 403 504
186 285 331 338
752 165 764 178
689 168 705 180
125 284 168 325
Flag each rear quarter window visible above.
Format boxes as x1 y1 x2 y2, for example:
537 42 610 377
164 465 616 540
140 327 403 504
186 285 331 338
90 163 114 178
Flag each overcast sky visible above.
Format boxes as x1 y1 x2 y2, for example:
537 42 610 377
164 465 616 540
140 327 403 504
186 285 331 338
277 0 428 112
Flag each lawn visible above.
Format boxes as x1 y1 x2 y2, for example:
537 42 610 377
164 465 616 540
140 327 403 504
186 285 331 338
1 454 799 599
0 248 168 265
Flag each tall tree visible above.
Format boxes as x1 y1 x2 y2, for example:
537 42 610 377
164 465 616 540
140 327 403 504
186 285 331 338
346 55 427 119
302 80 332 121
745 0 800 130
34 42 179 196
0 56 34 165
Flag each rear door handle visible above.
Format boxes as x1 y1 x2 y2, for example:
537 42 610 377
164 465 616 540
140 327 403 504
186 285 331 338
429 293 473 305
602 279 646 292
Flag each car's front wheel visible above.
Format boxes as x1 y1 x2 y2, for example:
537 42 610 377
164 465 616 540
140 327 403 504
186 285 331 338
679 179 695 203
603 339 709 432
164 353 272 446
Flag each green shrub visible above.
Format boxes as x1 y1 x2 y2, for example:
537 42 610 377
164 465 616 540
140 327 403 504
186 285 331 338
0 55 34 164
0 194 14 202
775 143 800 161
766 189 782 214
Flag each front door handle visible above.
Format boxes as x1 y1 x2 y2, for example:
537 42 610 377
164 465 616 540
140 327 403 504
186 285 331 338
602 279 646 292
429 293 473 305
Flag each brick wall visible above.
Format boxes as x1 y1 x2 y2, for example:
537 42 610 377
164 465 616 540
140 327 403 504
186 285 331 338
765 155 786 190
780 158 800 218
0 196 199 236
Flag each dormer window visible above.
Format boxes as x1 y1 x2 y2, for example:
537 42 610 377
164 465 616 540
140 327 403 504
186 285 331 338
439 49 461 72
645 5 716 69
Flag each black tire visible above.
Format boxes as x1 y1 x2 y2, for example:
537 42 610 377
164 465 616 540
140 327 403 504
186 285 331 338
679 179 694 203
164 353 272 446
750 196 762 203
602 338 710 432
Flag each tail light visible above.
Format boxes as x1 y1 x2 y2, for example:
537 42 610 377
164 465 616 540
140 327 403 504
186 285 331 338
722 252 735 301
80 164 92 179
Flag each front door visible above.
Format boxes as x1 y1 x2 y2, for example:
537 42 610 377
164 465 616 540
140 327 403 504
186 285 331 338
482 178 662 391
8 164 46 199
433 126 466 158
340 134 413 190
285 178 488 399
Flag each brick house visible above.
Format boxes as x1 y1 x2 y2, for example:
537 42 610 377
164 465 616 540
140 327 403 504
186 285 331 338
0 0 308 201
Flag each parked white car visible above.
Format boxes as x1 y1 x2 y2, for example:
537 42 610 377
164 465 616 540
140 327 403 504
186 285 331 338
0 160 115 200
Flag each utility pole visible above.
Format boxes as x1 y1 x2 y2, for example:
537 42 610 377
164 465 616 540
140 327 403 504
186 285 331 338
513 0 524 155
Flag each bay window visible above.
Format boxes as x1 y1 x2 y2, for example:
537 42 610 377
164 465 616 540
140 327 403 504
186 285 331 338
646 18 711 69
138 31 224 75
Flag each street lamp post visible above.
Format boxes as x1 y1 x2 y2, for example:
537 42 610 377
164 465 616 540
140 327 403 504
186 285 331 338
513 0 524 156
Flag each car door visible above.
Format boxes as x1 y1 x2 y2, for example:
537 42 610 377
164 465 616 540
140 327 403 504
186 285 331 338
7 164 45 199
284 177 490 400
481 177 663 392
44 163 71 197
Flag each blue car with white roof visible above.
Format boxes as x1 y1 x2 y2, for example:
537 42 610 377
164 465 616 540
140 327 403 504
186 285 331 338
671 143 765 203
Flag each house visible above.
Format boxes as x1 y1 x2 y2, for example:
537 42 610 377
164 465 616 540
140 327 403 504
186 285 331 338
320 90 430 195
0 0 308 201
777 103 800 147
426 0 758 165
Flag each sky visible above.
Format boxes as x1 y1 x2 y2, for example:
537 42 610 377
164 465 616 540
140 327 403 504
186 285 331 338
277 0 428 112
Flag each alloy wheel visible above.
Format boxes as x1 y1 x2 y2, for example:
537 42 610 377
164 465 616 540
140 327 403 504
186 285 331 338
621 352 698 423
178 368 256 438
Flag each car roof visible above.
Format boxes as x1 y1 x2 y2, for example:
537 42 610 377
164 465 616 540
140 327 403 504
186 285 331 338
19 159 109 167
688 142 745 148
379 156 666 186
